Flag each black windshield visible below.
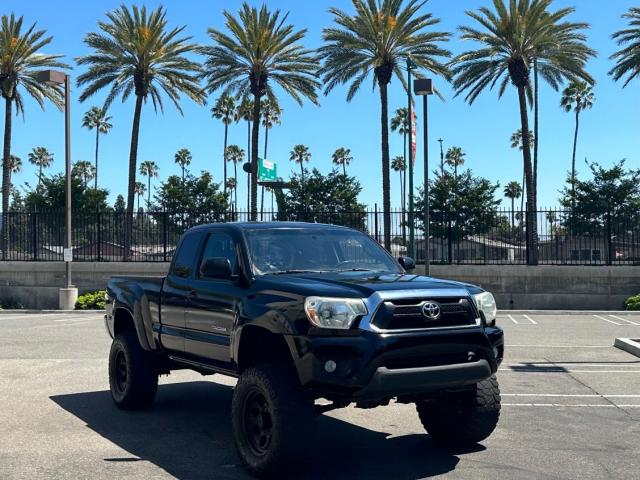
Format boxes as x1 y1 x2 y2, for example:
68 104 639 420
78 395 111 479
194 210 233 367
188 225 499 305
244 227 402 276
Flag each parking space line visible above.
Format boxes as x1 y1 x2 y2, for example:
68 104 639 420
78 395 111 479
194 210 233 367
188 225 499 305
505 363 640 368
503 394 640 398
609 314 640 326
523 314 537 325
507 315 518 324
503 403 640 408
593 314 622 325
499 368 640 373
506 344 610 348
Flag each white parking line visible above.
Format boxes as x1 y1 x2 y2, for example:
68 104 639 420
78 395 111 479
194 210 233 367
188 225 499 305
609 314 640 326
593 314 622 325
507 315 518 324
503 403 640 408
499 368 640 373
503 394 640 398
505 363 640 368
54 317 99 323
523 314 537 325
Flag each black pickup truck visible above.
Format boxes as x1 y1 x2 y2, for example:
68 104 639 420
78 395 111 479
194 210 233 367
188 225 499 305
105 222 503 476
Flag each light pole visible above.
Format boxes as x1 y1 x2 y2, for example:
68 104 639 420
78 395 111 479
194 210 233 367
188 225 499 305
406 58 417 259
36 70 76 309
414 78 434 276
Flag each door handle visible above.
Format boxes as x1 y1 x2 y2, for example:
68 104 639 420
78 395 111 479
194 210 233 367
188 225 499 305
186 289 197 300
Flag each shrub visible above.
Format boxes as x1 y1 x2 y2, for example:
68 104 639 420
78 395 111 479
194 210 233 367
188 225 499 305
625 294 640 311
75 291 106 310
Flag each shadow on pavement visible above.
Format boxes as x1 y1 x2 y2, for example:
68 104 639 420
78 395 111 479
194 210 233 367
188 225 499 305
51 381 473 479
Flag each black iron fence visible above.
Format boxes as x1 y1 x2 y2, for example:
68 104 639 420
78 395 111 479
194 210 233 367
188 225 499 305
1 208 639 265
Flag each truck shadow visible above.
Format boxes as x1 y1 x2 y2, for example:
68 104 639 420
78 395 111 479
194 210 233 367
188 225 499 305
51 381 477 479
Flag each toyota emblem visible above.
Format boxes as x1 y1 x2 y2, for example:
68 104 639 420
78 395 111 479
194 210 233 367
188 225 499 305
422 301 441 320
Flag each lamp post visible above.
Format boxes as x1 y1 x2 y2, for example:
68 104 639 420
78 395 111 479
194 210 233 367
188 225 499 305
406 58 417 259
413 78 434 276
36 70 76 309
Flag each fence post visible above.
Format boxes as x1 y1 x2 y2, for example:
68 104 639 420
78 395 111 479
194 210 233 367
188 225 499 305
32 208 38 261
163 211 168 262
606 210 613 265
374 204 379 243
97 210 102 261
447 211 453 265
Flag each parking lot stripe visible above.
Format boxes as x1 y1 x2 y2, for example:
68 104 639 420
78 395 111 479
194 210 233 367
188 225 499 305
503 394 640 398
508 315 519 324
523 314 537 324
608 314 640 326
503 403 640 408
499 368 640 373
506 345 610 348
593 314 622 325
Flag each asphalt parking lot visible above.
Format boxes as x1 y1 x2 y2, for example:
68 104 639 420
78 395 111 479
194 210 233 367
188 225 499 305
0 311 639 479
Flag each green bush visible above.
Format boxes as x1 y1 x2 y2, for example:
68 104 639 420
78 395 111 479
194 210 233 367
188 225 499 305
75 291 106 310
625 294 640 311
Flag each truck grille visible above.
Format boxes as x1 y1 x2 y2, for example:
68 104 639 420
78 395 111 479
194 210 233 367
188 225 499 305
370 297 478 331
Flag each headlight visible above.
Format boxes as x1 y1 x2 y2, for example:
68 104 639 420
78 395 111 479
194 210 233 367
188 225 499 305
304 296 367 329
474 292 497 323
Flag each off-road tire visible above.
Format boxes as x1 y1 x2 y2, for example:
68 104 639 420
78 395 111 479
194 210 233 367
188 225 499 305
108 332 158 410
416 375 501 446
232 364 315 477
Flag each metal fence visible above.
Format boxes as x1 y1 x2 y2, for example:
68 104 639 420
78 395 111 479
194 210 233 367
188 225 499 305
1 208 639 265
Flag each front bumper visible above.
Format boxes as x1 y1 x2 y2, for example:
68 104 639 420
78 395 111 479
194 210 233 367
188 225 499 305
294 325 504 402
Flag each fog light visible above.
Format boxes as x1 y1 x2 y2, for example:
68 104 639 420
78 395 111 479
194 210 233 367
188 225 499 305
324 360 337 373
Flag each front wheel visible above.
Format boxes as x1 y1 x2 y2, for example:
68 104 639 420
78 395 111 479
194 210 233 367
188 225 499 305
416 375 501 446
231 364 315 477
108 332 158 410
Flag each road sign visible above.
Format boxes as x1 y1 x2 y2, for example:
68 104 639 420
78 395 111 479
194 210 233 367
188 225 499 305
258 157 277 181
63 248 73 263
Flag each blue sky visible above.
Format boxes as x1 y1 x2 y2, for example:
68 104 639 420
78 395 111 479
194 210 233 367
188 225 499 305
2 0 640 210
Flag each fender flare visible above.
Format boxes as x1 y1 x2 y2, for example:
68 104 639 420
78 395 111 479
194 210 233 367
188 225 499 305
113 286 156 352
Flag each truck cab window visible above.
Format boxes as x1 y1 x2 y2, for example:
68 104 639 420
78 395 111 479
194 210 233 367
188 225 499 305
171 232 204 278
201 233 239 276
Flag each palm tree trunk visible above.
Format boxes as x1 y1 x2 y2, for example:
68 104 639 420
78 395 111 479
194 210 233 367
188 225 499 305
125 94 144 261
2 98 12 260
533 59 539 202
223 122 228 197
342 163 346 177
250 97 261 220
402 130 407 244
234 161 238 209
94 128 100 190
571 108 580 209
511 198 515 228
246 120 251 214
517 86 538 265
300 161 304 183
379 82 391 250
261 126 269 220
147 176 151 209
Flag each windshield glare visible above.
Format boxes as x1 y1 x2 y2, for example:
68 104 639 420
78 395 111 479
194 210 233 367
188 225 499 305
245 228 402 276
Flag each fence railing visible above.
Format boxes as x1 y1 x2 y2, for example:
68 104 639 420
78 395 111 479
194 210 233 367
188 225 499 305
1 208 639 265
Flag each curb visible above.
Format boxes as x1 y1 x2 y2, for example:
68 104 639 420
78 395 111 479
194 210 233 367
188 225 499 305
500 310 635 315
0 310 104 315
614 338 640 358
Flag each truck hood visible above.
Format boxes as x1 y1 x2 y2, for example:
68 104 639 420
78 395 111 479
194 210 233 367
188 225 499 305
255 271 480 298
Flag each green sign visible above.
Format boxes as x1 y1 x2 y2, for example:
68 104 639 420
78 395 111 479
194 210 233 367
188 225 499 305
258 157 277 181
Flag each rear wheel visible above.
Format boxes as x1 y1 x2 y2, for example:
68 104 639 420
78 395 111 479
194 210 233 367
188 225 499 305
416 375 501 446
108 332 158 410
232 364 315 477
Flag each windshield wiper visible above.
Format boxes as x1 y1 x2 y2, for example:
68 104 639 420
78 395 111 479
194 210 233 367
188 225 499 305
268 269 326 275
336 268 376 272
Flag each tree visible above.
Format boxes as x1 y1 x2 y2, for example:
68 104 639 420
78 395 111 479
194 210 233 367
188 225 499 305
290 145 311 183
445 146 465 179
114 194 126 213
319 0 451 250
560 160 640 235
560 80 594 207
174 148 192 181
235 97 253 212
0 13 67 258
27 147 54 187
503 181 522 227
211 94 236 195
81 106 112 189
391 156 406 211
610 8 640 108
332 147 353 177
6 155 21 186
452 1 593 265
72 160 96 189
260 98 281 217
510 128 534 213
77 5 205 259
139 160 159 209
225 144 244 210
24 173 109 212
200 3 319 219
134 182 146 211
391 107 409 214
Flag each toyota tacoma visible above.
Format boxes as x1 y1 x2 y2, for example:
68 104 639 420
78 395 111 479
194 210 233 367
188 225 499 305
105 222 503 476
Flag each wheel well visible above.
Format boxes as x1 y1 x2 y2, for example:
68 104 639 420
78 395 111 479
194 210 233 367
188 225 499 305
114 308 136 337
237 326 294 373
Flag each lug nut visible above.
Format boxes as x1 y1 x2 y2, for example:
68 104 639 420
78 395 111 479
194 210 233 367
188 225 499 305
324 360 337 373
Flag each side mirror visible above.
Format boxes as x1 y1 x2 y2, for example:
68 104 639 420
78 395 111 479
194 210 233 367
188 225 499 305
398 256 416 272
200 257 233 280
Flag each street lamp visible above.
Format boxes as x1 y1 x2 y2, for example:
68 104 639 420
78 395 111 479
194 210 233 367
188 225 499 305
36 70 76 309
413 78 434 276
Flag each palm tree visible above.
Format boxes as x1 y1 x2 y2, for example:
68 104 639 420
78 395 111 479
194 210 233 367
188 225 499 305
0 13 67 258
235 97 253 213
72 160 96 189
27 147 54 186
225 144 244 210
510 128 534 214
6 155 21 186
319 0 451 250
77 5 205 257
134 181 146 211
260 98 281 218
81 106 112 189
200 3 320 220
211 94 236 195
610 8 640 98
560 80 594 206
139 160 159 209
391 156 406 211
332 147 353 177
452 0 594 265
174 148 192 182
444 147 465 180
391 107 409 215
290 144 311 183
503 181 522 228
